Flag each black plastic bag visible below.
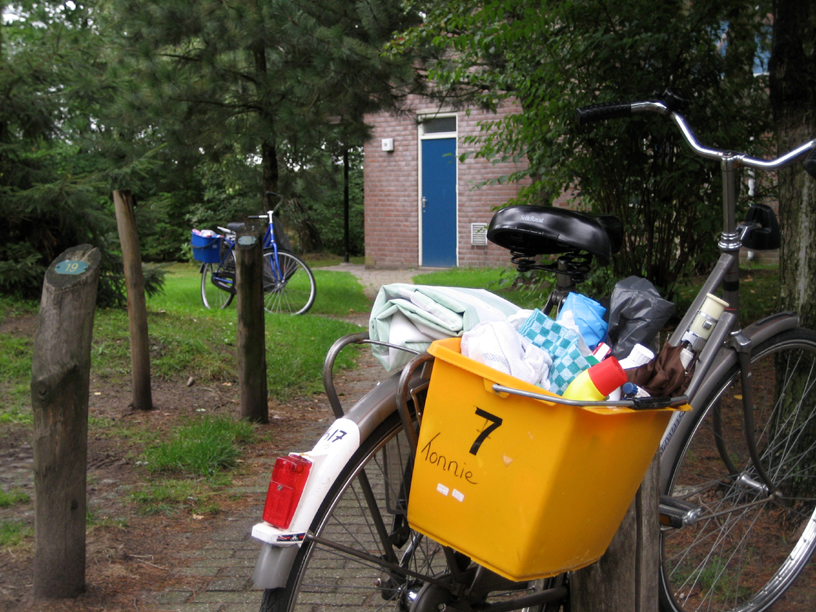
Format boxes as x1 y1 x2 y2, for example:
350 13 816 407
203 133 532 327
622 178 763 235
607 276 675 359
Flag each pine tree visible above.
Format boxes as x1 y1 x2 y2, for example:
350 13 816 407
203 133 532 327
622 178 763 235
111 0 420 209
0 1 126 300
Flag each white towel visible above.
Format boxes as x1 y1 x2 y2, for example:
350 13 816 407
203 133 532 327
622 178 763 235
461 321 553 390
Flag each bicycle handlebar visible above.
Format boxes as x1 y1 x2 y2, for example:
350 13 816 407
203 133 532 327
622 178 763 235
576 99 816 173
247 192 286 221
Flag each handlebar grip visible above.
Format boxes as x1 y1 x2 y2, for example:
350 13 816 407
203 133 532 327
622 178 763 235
805 145 816 180
576 102 633 125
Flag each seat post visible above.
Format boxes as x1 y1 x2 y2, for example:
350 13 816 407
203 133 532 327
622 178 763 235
542 257 578 316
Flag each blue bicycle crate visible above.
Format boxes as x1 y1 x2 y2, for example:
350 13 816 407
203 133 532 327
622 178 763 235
191 231 222 263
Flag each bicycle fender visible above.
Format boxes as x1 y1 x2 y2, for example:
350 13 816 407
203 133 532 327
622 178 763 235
658 311 799 490
251 416 361 588
252 370 409 589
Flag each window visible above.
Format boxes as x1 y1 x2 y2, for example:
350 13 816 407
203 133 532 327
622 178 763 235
421 117 456 135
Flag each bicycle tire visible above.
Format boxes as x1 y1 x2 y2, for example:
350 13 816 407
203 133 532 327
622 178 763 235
201 252 236 309
259 410 561 612
659 328 816 612
261 249 316 315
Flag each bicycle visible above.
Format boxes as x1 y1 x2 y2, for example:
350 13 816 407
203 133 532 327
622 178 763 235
249 94 816 612
197 193 316 315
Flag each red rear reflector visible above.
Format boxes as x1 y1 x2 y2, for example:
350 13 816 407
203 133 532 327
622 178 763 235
262 455 312 529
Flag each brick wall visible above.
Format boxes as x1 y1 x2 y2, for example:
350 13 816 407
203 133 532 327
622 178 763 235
363 107 420 269
364 97 531 269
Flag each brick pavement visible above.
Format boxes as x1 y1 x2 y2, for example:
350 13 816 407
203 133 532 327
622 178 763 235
140 265 435 612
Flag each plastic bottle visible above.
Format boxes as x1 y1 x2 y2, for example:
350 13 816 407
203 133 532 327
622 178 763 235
562 357 628 401
621 382 650 399
618 344 655 370
607 344 656 401
679 293 729 370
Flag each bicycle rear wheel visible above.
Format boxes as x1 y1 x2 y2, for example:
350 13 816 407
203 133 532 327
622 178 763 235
201 252 236 309
262 250 316 315
260 409 562 612
660 328 816 612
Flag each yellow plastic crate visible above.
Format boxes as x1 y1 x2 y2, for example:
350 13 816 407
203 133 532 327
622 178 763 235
407 337 687 581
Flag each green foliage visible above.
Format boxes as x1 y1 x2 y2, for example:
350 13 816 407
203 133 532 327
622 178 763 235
0 0 423 298
310 269 371 316
395 0 773 296
0 489 30 508
141 263 363 398
86 508 128 529
140 415 254 477
130 478 218 516
0 520 32 548
416 266 549 310
0 2 125 302
108 0 421 255
0 334 32 380
286 148 365 256
264 313 362 398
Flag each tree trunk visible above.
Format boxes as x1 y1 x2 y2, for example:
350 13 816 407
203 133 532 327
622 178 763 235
113 190 153 411
32 244 101 599
236 228 269 423
570 454 660 612
251 32 279 206
770 0 816 328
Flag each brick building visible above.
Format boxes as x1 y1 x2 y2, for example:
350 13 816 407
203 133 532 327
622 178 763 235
363 97 548 269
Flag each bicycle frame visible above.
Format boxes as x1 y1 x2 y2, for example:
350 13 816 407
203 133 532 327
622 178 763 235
627 101 815 490
202 208 284 293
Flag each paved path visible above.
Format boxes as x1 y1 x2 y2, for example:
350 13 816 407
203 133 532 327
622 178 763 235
141 265 439 612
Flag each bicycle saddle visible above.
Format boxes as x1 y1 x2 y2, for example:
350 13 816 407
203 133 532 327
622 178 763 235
487 205 623 265
226 222 245 233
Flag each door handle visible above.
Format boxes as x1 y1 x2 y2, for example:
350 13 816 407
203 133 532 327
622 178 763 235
422 196 427 212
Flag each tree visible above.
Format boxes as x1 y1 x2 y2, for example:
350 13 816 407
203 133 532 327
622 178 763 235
770 0 816 329
0 1 125 301
287 146 365 256
395 0 772 295
111 0 420 211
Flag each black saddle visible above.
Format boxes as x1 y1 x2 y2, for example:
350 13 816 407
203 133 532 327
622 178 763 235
487 205 623 266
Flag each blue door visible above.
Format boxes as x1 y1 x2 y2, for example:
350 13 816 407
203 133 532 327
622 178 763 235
421 138 457 267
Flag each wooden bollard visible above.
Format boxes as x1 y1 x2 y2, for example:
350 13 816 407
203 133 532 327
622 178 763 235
31 244 101 599
113 190 153 411
236 229 268 423
570 453 660 611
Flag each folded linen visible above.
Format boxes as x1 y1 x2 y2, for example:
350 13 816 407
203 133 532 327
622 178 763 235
369 284 521 370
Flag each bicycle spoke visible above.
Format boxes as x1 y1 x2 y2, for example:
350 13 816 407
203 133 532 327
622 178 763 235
661 333 816 612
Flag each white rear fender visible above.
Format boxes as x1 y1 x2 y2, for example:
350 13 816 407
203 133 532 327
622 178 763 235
251 366 422 590
251 417 361 588
252 417 361 545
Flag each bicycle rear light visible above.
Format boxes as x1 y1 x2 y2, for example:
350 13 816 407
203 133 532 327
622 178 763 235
263 454 312 529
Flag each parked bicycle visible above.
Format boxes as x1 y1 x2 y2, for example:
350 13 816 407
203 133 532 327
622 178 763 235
250 95 816 612
193 193 316 316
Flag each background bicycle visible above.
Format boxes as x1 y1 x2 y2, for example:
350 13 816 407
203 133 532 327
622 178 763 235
250 94 816 612
192 194 316 315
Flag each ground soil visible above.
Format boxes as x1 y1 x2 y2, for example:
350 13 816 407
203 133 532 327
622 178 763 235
0 312 380 612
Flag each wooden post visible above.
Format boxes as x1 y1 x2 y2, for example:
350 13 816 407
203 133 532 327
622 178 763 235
113 190 153 411
570 454 660 612
31 244 101 599
236 228 269 423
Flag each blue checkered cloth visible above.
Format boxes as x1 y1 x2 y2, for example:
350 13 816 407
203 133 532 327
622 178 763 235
518 309 598 394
